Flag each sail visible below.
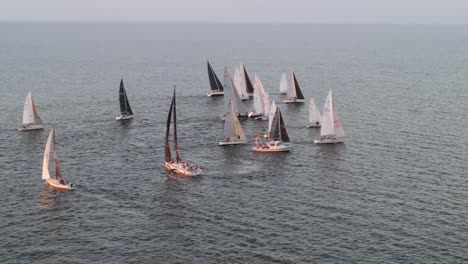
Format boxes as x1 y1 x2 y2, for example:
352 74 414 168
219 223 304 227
292 72 305 99
257 75 270 116
279 110 290 142
267 100 277 134
333 98 345 138
309 97 321 124
172 88 182 163
242 64 254 94
164 98 174 162
286 71 297 99
42 129 53 180
32 98 44 125
252 74 263 115
279 73 288 94
223 66 233 108
224 99 246 140
207 60 224 92
269 107 289 142
320 90 335 136
52 132 63 180
119 79 133 115
22 92 35 125
233 66 246 99
230 76 249 115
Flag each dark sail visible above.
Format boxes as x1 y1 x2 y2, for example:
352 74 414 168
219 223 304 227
269 108 290 142
172 88 182 163
119 79 133 115
164 98 174 163
243 64 254 94
52 129 63 180
292 73 305 100
207 61 224 92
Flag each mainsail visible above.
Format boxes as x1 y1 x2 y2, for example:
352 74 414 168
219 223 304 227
242 64 254 94
309 97 321 124
233 66 248 99
164 98 174 162
42 129 53 180
320 90 345 138
119 79 133 115
287 71 305 100
207 60 224 92
224 99 246 140
52 130 63 181
253 74 263 115
269 107 290 142
22 92 43 125
268 100 277 134
279 73 288 94
292 71 305 99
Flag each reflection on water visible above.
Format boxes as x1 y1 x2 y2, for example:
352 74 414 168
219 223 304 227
39 187 59 210
317 143 346 161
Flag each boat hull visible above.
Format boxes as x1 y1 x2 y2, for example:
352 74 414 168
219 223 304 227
115 114 134 121
306 123 321 128
252 142 290 152
17 125 44 131
219 140 248 146
207 91 224 97
46 178 73 191
283 99 305 104
313 138 345 144
165 162 202 176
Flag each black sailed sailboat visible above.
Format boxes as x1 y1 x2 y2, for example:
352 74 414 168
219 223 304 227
165 87 202 176
242 64 254 97
284 70 305 104
116 79 134 120
207 60 224 97
253 101 291 152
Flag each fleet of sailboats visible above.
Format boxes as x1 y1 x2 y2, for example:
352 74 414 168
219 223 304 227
306 97 321 128
164 88 202 176
18 92 44 131
283 70 305 104
314 89 345 144
42 128 73 191
219 99 248 146
115 79 134 121
252 101 291 152
207 60 224 97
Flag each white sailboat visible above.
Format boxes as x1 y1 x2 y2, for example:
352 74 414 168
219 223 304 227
42 128 73 191
207 60 224 97
219 99 248 146
253 101 291 152
18 92 44 131
306 97 321 128
314 89 345 144
279 73 288 95
165 87 202 176
115 79 134 121
223 66 249 120
283 70 305 104
248 74 270 120
233 65 250 101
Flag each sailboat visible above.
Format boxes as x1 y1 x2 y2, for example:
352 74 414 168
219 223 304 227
241 63 255 97
279 73 288 95
115 79 134 121
17 92 44 131
306 97 322 128
233 65 250 101
314 89 345 144
252 101 291 152
283 70 305 104
223 66 249 120
207 60 224 97
248 74 270 120
42 128 73 190
219 99 248 146
165 88 202 176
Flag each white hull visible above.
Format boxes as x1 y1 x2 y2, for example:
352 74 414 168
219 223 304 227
313 137 345 144
17 124 44 131
306 123 321 128
46 178 73 191
115 114 134 121
165 161 202 176
208 90 224 97
252 141 290 152
283 98 305 104
219 139 248 146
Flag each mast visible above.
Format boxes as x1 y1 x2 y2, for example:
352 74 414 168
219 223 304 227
172 87 182 163
207 61 224 92
164 97 174 162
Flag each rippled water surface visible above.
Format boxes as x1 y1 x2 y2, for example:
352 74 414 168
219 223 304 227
1 23 467 263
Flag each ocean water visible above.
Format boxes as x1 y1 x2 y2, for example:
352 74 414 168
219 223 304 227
0 23 467 263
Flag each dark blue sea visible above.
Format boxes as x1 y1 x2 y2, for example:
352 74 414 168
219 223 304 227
0 23 467 263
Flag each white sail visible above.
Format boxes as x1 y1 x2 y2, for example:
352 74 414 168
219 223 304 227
320 89 345 138
224 99 246 140
234 65 249 100
333 105 345 138
252 74 263 115
286 70 297 99
42 129 53 180
309 97 321 124
257 75 270 116
230 76 249 115
223 66 233 108
279 73 288 94
268 100 277 134
22 92 36 125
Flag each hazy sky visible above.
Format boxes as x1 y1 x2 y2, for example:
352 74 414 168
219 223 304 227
2 0 468 24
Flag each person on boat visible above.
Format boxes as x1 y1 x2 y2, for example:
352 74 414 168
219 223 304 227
237 135 240 140
59 179 65 185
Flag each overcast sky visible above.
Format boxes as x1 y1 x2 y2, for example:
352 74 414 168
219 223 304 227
2 0 468 24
